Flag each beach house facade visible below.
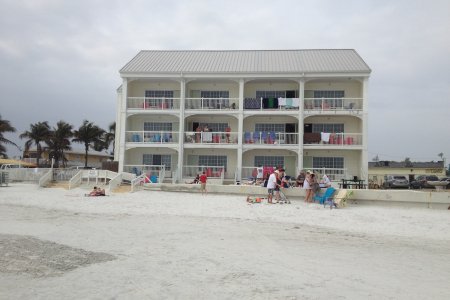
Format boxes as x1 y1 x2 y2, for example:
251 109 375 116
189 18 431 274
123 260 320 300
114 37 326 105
115 50 371 183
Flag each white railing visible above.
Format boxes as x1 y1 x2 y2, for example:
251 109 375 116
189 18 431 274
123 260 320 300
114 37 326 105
126 131 178 143
127 97 181 110
68 170 83 189
304 98 363 111
7 168 52 182
184 131 238 144
303 133 363 145
108 173 123 193
243 132 298 145
308 168 348 181
38 169 53 187
243 97 300 110
123 165 166 183
185 98 239 110
131 173 148 192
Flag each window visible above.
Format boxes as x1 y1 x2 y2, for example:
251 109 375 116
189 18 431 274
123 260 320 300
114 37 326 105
254 156 284 168
313 90 344 108
312 157 344 169
256 91 287 98
311 123 344 133
255 123 285 133
143 154 171 170
199 123 228 132
145 90 174 107
143 122 172 131
200 91 229 108
198 155 227 171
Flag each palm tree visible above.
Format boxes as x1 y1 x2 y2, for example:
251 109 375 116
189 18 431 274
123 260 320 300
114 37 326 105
46 121 73 168
0 115 18 158
72 120 105 168
105 122 116 155
20 121 51 166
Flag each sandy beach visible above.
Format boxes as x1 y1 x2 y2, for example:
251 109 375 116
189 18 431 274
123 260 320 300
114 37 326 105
1 183 449 299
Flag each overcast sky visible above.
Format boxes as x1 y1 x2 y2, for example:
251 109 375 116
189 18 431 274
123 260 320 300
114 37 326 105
1 0 449 163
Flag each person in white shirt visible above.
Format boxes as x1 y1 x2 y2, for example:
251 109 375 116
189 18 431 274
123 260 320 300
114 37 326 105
266 171 278 203
321 174 331 188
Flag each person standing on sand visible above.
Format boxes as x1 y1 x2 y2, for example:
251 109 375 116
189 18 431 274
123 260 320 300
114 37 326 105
199 171 208 195
266 170 277 203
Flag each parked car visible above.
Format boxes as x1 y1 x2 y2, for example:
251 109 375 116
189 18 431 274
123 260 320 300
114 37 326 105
440 177 450 189
409 175 440 189
382 175 409 189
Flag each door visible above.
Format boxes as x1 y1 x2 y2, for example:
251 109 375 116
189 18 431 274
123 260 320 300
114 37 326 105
285 123 296 144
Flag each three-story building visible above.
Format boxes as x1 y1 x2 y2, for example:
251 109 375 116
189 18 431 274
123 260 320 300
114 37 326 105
115 50 371 184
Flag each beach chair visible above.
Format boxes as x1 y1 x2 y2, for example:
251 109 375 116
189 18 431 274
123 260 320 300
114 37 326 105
325 189 353 209
313 187 335 205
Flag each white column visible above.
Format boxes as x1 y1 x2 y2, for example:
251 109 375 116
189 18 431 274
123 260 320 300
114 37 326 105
118 78 128 173
236 79 244 183
177 79 186 183
297 79 305 175
114 87 122 162
361 77 369 185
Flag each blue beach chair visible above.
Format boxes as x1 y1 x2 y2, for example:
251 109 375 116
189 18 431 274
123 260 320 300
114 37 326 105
313 187 335 204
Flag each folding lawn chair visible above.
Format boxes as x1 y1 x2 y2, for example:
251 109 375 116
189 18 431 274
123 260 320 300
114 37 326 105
324 189 353 209
313 187 335 204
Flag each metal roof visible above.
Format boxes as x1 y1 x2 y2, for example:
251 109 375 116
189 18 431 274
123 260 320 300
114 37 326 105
120 49 371 75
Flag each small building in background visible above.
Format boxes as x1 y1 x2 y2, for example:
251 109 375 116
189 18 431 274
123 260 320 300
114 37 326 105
368 160 446 186
23 148 113 168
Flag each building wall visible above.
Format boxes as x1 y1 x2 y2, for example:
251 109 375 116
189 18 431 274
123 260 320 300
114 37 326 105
128 81 180 97
305 81 362 97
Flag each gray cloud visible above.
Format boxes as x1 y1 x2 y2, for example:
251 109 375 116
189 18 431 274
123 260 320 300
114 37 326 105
1 0 449 162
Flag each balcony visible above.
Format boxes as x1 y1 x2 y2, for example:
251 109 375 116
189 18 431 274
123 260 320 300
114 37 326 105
243 132 298 145
243 98 300 110
304 98 362 112
303 132 362 146
184 98 239 110
126 131 179 144
184 131 238 144
127 97 181 110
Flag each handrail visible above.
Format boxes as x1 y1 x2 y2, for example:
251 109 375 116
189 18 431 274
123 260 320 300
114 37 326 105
38 169 53 187
131 174 148 192
108 173 122 193
68 170 83 189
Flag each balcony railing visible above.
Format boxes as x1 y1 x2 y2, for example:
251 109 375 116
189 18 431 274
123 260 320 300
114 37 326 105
126 131 179 144
185 98 239 110
304 98 362 111
304 133 362 145
243 98 300 110
124 164 167 181
126 97 362 112
243 132 298 145
127 97 181 110
184 131 238 144
307 168 348 181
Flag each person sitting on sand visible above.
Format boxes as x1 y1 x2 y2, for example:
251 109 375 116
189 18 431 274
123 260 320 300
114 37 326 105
89 186 106 196
96 188 106 196
89 186 99 196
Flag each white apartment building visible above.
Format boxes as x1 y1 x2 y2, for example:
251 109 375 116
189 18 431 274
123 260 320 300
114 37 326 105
115 50 371 184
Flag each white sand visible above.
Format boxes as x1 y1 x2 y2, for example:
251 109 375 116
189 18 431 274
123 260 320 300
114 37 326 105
1 183 449 299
